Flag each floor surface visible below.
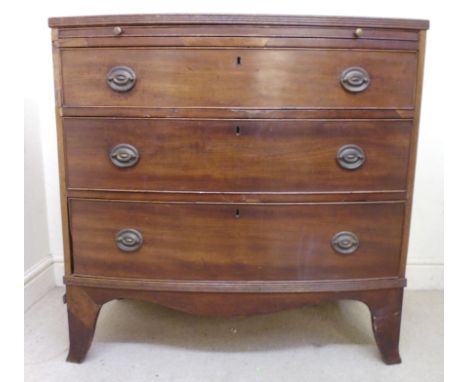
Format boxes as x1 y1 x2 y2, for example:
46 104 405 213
25 288 443 382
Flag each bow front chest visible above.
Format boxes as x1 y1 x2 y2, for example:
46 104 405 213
48 14 429 364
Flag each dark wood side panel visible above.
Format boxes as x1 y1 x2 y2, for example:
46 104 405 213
64 118 412 193
51 28 72 275
399 31 427 276
69 200 404 281
61 48 417 109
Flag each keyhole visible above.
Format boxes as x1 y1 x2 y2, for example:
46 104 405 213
236 56 241 65
235 209 240 218
235 126 241 136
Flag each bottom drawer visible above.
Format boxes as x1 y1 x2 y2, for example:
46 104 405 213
69 200 404 281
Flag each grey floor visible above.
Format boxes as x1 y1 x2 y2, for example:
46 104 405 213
25 288 443 382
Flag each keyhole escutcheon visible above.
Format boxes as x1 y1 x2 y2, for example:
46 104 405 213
236 56 241 65
235 208 240 218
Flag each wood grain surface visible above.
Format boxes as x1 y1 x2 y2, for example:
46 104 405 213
56 24 420 40
64 285 405 364
48 14 429 30
64 118 412 192
60 48 417 109
69 199 404 281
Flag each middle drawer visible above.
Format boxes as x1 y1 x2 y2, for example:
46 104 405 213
64 118 411 192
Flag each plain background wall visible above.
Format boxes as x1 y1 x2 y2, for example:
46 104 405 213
24 99 50 272
24 0 447 306
24 97 56 307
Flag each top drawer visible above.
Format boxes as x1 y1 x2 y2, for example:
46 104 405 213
60 48 417 109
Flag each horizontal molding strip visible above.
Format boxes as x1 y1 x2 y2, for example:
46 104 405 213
54 38 419 51
48 14 429 30
61 106 415 110
67 189 407 194
60 107 415 119
57 27 419 41
65 275 407 293
67 197 407 206
62 117 414 121
66 189 407 204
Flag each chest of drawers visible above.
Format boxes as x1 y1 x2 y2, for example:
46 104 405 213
48 14 429 364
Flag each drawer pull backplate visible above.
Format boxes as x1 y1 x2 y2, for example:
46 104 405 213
341 67 370 93
336 144 366 170
107 65 136 92
110 143 140 168
331 231 360 255
115 229 143 252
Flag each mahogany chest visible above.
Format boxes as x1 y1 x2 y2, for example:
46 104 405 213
48 14 429 364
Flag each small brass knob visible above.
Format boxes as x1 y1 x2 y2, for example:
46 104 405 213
113 26 123 36
354 28 364 38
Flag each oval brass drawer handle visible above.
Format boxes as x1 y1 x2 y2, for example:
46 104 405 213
341 67 370 93
107 65 136 92
331 231 360 255
110 143 139 168
336 144 366 170
115 229 143 252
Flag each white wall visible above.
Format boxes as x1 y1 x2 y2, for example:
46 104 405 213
24 98 55 308
24 0 447 298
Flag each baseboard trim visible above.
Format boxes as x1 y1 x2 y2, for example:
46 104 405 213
406 263 444 290
24 257 56 310
52 256 65 287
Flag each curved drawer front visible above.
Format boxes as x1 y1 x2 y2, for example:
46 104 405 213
70 200 404 280
64 118 411 192
60 48 417 109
